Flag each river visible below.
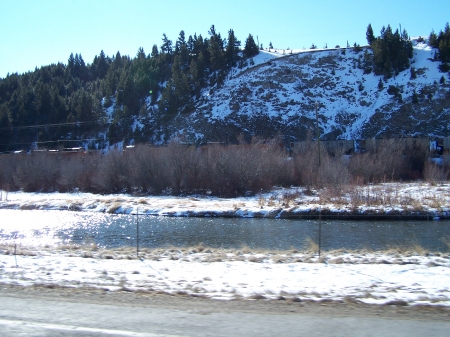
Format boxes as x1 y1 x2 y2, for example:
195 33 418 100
1 210 449 251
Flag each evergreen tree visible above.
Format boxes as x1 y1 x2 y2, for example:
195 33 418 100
136 47 146 59
429 30 439 48
170 54 192 111
151 44 159 58
243 34 259 58
161 34 173 54
94 50 109 79
187 35 195 54
0 104 13 151
370 23 412 77
225 29 241 68
377 77 384 91
175 30 190 70
366 23 375 46
412 90 418 104
207 25 226 81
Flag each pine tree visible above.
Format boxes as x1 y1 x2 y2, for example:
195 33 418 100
377 77 384 91
95 50 109 79
170 55 191 111
161 34 173 55
225 29 241 69
175 30 189 69
0 104 13 151
136 47 146 59
370 23 413 77
429 30 438 48
243 34 259 58
151 44 159 58
412 90 418 104
207 25 225 73
366 23 375 46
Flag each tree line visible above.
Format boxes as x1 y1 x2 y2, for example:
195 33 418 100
0 25 260 152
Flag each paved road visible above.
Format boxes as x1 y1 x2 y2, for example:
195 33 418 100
0 289 449 337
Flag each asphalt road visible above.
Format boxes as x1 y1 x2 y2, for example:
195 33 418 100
0 286 449 337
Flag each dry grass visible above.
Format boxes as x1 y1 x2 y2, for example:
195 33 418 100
303 237 319 252
106 203 122 214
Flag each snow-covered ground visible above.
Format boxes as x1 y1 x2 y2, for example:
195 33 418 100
1 183 450 307
1 244 449 306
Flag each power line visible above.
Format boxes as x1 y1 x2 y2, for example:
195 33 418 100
0 120 100 131
0 137 128 147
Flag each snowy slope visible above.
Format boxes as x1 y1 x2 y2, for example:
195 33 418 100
170 42 449 143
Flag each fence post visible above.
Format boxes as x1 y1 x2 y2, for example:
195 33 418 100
318 208 322 258
136 208 139 258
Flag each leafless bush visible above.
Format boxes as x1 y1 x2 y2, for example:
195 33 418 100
14 153 60 192
0 137 442 196
292 141 349 189
349 139 428 183
423 161 448 184
93 149 131 193
58 153 101 192
161 142 202 195
0 154 20 190
126 146 171 194
200 141 290 197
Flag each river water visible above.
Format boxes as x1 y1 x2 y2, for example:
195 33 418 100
1 210 449 251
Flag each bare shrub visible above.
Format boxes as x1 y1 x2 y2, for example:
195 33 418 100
93 149 131 193
126 145 171 194
200 140 291 197
349 139 428 183
161 141 202 195
0 154 20 190
57 153 101 192
423 161 447 184
349 140 403 183
292 141 349 189
14 153 60 192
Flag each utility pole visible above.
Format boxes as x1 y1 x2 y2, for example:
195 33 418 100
315 102 321 166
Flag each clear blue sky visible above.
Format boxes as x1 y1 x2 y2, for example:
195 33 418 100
1 0 448 78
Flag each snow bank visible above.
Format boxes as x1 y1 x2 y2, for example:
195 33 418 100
1 245 449 306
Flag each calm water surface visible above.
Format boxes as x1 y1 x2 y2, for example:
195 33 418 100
1 210 449 251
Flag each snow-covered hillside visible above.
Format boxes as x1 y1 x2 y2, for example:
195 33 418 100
167 41 449 143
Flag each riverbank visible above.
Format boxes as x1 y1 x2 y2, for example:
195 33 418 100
1 182 449 220
1 244 450 307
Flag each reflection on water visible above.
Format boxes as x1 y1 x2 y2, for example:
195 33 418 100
0 210 449 251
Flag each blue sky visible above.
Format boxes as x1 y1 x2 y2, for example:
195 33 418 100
1 0 448 78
